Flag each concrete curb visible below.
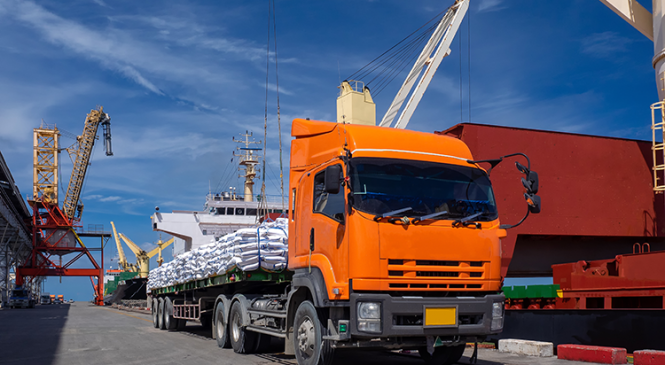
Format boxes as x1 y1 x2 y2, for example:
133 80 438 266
634 350 665 365
557 344 626 364
498 339 553 357
115 305 151 315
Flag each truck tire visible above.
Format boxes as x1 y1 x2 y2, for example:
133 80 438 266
200 313 212 330
164 297 178 331
215 302 231 348
418 344 466 365
254 334 272 353
152 298 159 328
293 300 334 365
177 318 187 330
229 301 258 354
157 298 166 330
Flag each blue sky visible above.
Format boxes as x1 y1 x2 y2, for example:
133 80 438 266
0 0 655 300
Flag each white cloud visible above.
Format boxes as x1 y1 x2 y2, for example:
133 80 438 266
581 32 632 58
91 0 108 8
99 196 122 202
1 0 270 110
477 0 506 13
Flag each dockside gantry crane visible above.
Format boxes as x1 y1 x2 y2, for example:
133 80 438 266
18 107 113 306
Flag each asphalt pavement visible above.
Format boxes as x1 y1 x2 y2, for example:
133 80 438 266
0 303 605 365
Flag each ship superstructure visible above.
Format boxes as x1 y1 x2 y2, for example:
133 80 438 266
151 132 286 256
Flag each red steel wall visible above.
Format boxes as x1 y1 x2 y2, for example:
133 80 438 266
439 123 664 277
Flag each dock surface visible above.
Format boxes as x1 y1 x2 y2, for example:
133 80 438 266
0 303 599 365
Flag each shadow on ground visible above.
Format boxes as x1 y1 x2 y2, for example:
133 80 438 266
0 303 71 365
174 322 503 365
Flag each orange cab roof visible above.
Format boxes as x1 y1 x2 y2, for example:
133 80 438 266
291 118 474 166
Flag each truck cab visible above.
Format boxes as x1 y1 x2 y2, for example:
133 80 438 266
40 293 51 305
9 287 35 309
287 118 512 363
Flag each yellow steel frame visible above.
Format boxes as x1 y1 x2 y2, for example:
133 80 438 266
33 125 60 204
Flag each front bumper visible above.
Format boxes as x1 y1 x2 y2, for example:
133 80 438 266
349 292 504 339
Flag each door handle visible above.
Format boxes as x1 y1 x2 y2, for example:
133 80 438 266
310 228 315 251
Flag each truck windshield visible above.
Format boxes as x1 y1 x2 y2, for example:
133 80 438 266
349 157 498 221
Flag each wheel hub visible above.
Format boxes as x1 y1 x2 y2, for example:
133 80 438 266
232 313 241 342
297 316 316 358
217 314 225 339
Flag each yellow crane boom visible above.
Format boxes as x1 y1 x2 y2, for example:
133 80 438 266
118 232 173 278
147 237 174 267
110 221 136 272
62 107 112 221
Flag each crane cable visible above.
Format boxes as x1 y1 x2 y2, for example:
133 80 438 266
459 5 472 123
345 6 457 97
259 0 284 219
272 0 285 211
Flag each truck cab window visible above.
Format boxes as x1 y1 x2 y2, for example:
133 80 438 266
313 165 345 223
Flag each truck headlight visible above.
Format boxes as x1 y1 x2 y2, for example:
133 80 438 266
358 302 381 319
357 302 381 333
491 302 504 331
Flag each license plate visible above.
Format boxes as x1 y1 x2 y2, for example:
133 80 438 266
424 306 457 327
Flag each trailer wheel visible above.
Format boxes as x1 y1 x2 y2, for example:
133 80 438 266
157 298 166 330
164 297 178 331
294 300 334 365
229 301 258 354
152 298 159 328
418 344 466 365
215 302 231 348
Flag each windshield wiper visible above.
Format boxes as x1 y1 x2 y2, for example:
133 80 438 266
452 211 484 228
374 207 412 221
411 210 449 224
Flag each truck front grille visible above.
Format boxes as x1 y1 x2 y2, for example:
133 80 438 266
386 259 487 290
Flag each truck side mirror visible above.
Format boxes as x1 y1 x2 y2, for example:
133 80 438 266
325 165 342 194
525 193 541 214
515 162 540 214
521 171 539 194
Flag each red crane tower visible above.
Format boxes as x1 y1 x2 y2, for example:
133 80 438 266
17 107 113 306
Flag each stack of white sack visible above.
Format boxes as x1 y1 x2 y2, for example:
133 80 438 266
148 218 288 291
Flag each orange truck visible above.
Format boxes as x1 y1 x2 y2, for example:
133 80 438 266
56 295 64 304
149 118 540 365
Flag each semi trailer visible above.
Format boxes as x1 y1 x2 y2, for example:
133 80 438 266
148 118 540 365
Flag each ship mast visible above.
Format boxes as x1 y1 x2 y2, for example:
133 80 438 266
233 132 261 202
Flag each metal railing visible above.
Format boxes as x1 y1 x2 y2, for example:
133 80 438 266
651 101 665 193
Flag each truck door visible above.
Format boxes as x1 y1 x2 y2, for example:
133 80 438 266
308 164 349 286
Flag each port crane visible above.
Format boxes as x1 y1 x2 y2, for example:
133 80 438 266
110 221 137 272
110 221 173 278
62 107 112 220
18 107 113 306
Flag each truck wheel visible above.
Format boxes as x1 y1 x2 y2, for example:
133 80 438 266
152 298 159 328
165 297 178 331
177 318 187 330
215 302 231 348
254 333 272 353
157 298 166 330
294 300 334 365
229 301 258 354
200 313 212 330
418 344 466 365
